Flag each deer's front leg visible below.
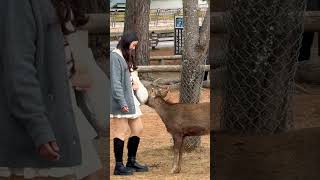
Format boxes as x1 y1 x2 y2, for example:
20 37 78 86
171 134 183 174
177 136 184 172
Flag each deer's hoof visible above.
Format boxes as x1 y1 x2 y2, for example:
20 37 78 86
170 167 181 174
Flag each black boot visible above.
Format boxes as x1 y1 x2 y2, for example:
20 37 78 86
113 138 133 175
126 136 149 172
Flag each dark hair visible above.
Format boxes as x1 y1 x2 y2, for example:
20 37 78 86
51 0 89 35
116 32 139 72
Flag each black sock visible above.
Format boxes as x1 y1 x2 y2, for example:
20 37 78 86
114 138 125 163
127 136 140 158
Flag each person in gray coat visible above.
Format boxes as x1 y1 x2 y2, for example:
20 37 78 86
110 32 149 176
0 0 83 179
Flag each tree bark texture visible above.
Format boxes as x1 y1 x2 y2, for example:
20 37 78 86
124 0 151 66
180 0 210 103
179 0 210 151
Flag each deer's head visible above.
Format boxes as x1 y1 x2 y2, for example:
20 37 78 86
146 87 169 108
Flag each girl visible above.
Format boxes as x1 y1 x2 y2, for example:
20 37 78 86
0 0 102 179
110 32 149 176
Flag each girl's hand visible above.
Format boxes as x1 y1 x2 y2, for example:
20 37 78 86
38 141 60 161
132 81 139 91
121 106 129 112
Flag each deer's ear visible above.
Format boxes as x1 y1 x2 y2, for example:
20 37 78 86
161 87 169 98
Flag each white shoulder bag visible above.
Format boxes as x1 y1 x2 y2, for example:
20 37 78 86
131 71 149 104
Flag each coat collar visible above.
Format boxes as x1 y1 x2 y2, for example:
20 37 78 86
112 48 125 59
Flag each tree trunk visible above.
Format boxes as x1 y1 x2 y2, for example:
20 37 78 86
222 0 306 135
180 0 210 151
123 1 135 32
124 0 150 66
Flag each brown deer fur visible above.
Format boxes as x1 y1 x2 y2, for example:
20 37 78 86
146 88 210 173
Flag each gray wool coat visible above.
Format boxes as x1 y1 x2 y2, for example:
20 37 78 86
0 0 81 167
110 51 136 115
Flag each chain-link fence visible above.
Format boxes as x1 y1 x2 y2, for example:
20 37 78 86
110 8 207 33
180 55 208 103
180 51 209 151
213 0 306 135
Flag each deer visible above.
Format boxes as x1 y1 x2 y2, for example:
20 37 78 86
146 87 210 173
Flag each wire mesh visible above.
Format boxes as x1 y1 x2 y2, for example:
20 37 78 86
215 0 306 135
180 55 208 103
179 45 209 151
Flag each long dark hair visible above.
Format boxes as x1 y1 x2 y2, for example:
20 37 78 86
116 32 139 72
51 0 89 35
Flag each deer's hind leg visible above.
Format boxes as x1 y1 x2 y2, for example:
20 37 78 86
171 134 183 174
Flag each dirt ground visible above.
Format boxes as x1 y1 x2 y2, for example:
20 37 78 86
105 84 320 180
109 88 211 180
214 84 320 180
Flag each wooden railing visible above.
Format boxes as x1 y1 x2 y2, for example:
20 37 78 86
137 65 210 72
150 55 182 64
